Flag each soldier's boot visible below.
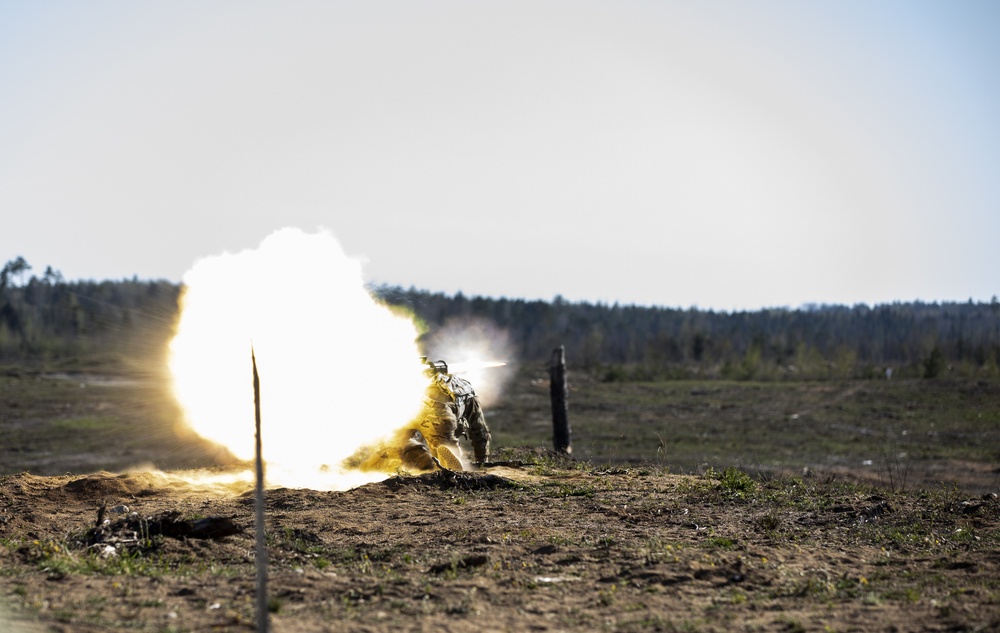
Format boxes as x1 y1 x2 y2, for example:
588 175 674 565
435 445 464 471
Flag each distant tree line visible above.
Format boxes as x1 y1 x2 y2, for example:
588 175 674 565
2 256 997 380
372 285 1000 381
0 258 179 368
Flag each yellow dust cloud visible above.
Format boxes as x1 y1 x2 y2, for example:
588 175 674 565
168 228 428 489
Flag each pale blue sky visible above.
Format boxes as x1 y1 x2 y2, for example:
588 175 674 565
2 0 998 310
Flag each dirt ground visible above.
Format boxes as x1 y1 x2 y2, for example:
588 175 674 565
2 369 999 631
1 458 998 633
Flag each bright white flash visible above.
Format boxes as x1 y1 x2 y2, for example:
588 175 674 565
168 228 428 489
423 318 514 407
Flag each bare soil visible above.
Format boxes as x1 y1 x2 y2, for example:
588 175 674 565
1 460 999 632
1 369 999 631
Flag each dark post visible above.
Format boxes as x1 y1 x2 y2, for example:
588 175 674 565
549 345 571 454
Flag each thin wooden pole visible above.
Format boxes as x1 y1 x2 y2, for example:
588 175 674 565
252 348 269 633
549 345 571 454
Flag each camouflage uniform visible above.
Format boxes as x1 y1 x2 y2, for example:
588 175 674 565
354 367 492 473
404 371 491 470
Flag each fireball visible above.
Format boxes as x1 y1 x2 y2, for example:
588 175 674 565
168 228 428 489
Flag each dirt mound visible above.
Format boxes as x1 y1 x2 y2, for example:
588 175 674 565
61 471 166 499
380 469 522 492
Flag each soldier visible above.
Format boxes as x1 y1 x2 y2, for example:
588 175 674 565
408 358 492 470
352 358 492 472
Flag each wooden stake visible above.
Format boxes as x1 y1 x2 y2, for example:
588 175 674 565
549 345 571 454
252 348 269 633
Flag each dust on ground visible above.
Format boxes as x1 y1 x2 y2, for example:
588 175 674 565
1 457 998 633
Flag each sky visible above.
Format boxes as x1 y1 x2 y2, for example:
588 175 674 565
2 0 998 311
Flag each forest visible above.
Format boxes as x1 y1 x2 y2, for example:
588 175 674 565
1 256 998 381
